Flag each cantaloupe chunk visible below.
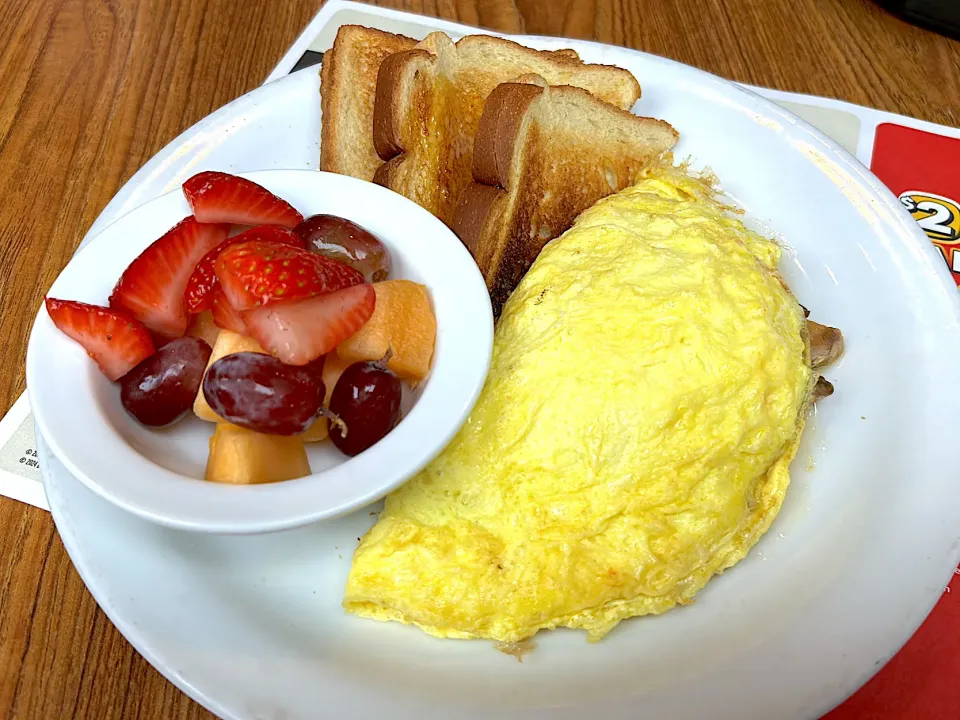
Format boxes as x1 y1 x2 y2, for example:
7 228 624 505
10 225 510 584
194 330 329 441
185 310 220 348
336 280 436 380
321 352 352 404
194 330 266 423
205 425 311 484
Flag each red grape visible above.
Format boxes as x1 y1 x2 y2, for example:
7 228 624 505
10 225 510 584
202 352 324 435
294 214 391 282
120 337 212 426
328 360 402 457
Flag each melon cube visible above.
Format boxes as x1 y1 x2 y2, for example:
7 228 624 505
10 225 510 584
205 425 311 485
336 280 436 380
321 352 352 404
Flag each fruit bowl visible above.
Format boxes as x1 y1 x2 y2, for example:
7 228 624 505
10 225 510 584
26 170 493 533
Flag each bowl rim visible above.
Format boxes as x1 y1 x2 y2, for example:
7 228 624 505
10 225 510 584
26 169 494 534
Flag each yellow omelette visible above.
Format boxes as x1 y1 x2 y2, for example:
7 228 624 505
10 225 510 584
343 166 814 644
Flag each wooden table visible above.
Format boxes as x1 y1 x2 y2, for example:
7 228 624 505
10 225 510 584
0 0 957 717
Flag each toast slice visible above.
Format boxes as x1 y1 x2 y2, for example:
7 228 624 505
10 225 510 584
372 32 642 227
452 81 679 316
320 25 416 181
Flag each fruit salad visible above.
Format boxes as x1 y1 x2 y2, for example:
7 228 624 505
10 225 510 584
46 171 437 485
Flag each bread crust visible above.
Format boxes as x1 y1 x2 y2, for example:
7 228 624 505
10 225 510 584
454 81 678 316
472 82 543 187
319 29 346 174
319 25 416 180
371 48 437 211
454 181 503 259
372 49 432 162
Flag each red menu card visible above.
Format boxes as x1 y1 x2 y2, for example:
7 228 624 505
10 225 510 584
870 123 960 284
826 573 960 719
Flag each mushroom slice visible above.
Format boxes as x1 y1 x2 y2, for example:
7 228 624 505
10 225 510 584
812 376 834 403
808 320 844 369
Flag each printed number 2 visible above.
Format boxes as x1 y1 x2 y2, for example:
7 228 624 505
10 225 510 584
916 201 955 237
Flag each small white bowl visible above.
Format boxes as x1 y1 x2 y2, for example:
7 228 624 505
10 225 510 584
27 170 493 534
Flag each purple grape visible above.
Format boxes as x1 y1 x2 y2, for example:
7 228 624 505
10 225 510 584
120 337 212 426
328 360 402 456
295 214 391 282
202 352 324 435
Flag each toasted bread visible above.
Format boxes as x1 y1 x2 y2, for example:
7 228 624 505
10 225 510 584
372 32 642 227
452 81 678 317
320 25 416 181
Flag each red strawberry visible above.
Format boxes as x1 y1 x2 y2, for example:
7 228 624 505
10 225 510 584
216 241 364 312
210 288 248 335
243 284 376 365
110 217 229 338
183 171 304 228
184 226 304 314
45 299 155 381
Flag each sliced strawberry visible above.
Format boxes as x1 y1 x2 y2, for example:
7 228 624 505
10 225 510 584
216 241 364 312
109 217 229 338
210 288 249 335
243 284 376 365
183 171 304 228
184 226 304 314
45 299 155 381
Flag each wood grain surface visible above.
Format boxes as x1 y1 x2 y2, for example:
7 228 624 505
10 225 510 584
0 0 957 717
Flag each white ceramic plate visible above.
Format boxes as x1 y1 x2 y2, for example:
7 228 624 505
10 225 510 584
38 28 960 720
27 170 492 533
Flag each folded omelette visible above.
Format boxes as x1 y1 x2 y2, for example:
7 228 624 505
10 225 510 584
344 166 814 643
